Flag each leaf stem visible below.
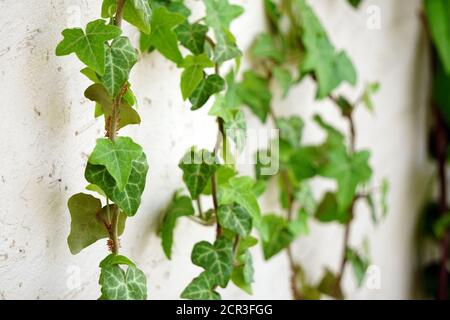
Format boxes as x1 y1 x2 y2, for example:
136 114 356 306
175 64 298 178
114 0 126 28
110 205 120 255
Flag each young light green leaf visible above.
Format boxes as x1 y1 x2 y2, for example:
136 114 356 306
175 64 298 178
147 6 185 63
361 82 380 112
179 148 217 200
67 193 126 255
218 176 262 236
191 237 233 288
288 209 309 237
297 0 356 98
100 254 136 268
85 153 149 216
260 214 294 259
175 22 208 55
190 74 225 110
85 84 141 129
181 271 221 300
251 33 283 63
320 149 372 211
56 19 122 75
161 194 195 259
180 54 215 100
217 203 252 236
204 0 244 30
124 0 152 34
273 67 294 98
237 71 272 123
202 165 237 195
99 263 147 300
224 110 246 152
88 137 143 191
231 250 254 294
103 37 138 97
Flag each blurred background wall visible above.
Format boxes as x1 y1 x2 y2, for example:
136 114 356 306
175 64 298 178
0 0 432 299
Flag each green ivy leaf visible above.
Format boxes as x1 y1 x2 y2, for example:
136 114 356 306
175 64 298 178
203 0 243 63
161 193 195 259
224 110 246 152
181 271 221 300
56 19 122 75
260 214 294 259
361 82 380 112
424 0 450 74
180 54 215 100
318 268 343 299
289 146 326 181
148 6 185 64
191 237 233 287
202 165 237 195
380 178 389 218
103 37 138 97
88 137 143 191
179 148 217 200
218 176 262 236
347 0 363 8
124 0 153 34
273 67 294 98
85 84 141 129
277 116 304 148
204 0 244 30
315 192 349 223
189 74 225 110
251 33 283 63
320 149 372 211
288 209 309 237
231 250 254 294
297 0 356 98
85 153 149 216
67 193 126 254
237 71 272 123
175 22 208 55
217 203 252 236
99 257 147 300
346 248 369 287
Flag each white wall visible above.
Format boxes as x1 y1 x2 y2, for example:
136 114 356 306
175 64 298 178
0 0 431 299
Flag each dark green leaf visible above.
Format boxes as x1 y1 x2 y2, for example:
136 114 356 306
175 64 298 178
191 237 233 287
179 148 217 200
85 153 149 216
103 37 138 97
181 271 221 300
175 22 208 55
217 203 252 236
189 74 225 110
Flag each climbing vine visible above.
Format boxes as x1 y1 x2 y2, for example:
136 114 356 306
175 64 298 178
235 0 389 300
56 0 389 300
418 0 450 300
56 0 151 299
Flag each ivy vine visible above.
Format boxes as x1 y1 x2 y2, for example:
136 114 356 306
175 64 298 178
56 0 151 299
56 0 390 300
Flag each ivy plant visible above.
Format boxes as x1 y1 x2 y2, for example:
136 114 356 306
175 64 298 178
241 0 389 299
56 0 151 299
418 0 450 300
151 0 261 300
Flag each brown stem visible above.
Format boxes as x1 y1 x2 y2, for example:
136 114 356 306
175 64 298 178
114 0 126 27
212 118 225 239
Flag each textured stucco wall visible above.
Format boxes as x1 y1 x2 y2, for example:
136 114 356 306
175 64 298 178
0 0 431 299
